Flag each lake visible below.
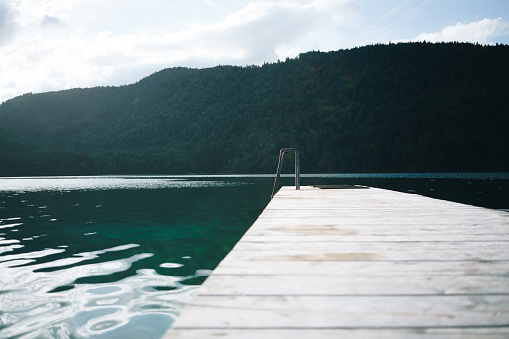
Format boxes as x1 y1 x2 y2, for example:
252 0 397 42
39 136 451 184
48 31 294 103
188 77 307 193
1 173 508 338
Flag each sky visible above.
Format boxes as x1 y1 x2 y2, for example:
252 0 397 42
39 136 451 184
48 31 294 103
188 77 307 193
1 0 508 104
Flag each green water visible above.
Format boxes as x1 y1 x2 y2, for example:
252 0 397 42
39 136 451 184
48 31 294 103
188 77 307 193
0 176 271 338
0 174 508 338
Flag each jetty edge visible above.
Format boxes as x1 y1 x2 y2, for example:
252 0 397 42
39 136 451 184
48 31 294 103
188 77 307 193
164 185 509 338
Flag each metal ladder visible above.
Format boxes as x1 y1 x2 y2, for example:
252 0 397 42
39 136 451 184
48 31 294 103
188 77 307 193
271 148 300 199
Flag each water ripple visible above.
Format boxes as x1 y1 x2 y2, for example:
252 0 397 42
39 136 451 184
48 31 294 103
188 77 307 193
0 223 23 229
0 248 63 264
0 244 199 338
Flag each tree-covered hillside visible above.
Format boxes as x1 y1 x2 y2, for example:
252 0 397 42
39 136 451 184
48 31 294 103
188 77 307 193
0 42 508 176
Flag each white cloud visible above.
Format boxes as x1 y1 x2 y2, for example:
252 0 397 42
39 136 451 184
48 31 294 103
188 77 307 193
41 15 65 27
203 0 218 9
0 0 17 45
0 0 360 103
10 0 89 26
1 1 508 104
413 17 509 44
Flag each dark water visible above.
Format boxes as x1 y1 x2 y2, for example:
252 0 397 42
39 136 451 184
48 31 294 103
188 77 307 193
0 173 508 338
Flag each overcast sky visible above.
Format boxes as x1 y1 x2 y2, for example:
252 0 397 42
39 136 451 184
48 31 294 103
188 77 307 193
1 0 508 103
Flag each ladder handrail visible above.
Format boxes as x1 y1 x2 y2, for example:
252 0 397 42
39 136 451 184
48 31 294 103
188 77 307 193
271 148 300 199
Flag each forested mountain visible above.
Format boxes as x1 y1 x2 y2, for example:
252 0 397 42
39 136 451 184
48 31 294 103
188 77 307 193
0 42 508 176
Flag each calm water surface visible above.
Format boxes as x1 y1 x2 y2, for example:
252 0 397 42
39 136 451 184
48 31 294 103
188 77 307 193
0 173 508 338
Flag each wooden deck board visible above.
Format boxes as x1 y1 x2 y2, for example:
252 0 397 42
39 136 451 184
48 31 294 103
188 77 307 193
165 328 509 339
164 186 509 338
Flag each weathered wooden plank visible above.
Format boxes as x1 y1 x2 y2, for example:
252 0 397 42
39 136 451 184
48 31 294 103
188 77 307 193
251 217 509 228
199 275 509 295
167 328 509 339
232 240 509 252
253 214 509 226
225 244 509 261
172 295 509 328
212 260 509 276
240 234 509 241
223 250 509 261
265 201 502 213
244 228 509 236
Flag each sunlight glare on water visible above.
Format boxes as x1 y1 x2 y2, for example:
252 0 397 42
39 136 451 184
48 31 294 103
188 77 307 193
0 176 239 192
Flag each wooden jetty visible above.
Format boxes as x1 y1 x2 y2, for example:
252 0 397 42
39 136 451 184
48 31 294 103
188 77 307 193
164 186 509 338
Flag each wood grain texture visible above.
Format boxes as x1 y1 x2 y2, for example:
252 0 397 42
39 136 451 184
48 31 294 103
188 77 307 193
164 186 509 338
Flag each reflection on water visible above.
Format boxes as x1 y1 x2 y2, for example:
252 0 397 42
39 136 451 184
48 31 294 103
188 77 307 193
0 174 507 338
1 248 197 338
0 176 241 192
0 176 270 338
